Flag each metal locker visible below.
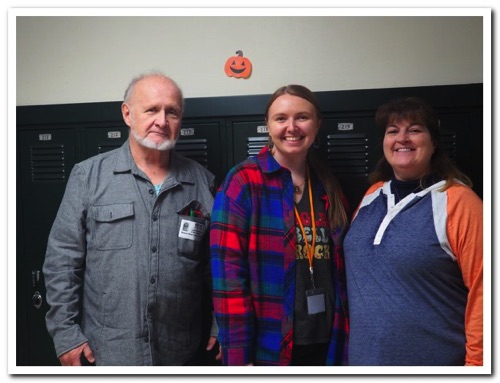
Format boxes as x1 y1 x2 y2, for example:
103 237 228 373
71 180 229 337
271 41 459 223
229 117 268 166
176 119 225 184
84 124 130 157
438 111 483 199
17 127 79 365
317 115 381 212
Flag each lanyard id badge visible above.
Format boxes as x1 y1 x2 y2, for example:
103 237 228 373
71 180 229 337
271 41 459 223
306 288 326 315
294 165 325 316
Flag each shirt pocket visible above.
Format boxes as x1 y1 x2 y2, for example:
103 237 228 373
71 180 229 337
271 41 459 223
90 203 134 250
176 201 209 261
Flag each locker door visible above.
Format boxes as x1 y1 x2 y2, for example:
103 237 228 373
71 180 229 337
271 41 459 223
438 112 483 199
84 124 129 158
17 128 78 365
176 119 225 185
229 118 268 166
318 116 380 212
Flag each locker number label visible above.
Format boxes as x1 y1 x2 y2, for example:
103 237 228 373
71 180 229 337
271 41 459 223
181 128 195 136
39 134 52 141
107 131 122 139
257 125 268 134
338 123 354 131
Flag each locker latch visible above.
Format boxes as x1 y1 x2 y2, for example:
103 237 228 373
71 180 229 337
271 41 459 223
31 270 42 309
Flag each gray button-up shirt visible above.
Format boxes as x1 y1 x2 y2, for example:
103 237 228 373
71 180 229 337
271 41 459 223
43 140 216 365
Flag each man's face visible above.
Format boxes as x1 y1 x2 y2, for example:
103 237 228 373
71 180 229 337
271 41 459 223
122 76 183 151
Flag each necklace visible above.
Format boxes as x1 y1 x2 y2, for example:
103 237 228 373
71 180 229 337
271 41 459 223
294 179 306 194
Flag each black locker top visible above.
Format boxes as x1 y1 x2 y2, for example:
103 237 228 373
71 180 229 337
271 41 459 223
17 83 483 125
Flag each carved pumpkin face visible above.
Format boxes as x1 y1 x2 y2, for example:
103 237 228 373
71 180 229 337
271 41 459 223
224 51 252 79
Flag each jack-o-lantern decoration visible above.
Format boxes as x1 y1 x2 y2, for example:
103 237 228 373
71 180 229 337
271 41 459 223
224 50 252 79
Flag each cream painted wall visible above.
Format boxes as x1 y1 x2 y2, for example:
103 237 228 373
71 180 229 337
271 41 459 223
16 15 483 106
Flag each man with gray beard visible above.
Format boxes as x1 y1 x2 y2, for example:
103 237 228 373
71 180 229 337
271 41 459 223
43 72 219 366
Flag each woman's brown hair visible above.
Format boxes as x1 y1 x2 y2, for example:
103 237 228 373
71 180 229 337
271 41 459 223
370 96 472 190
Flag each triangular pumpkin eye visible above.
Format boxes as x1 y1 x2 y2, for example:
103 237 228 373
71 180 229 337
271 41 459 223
241 62 245 66
232 60 236 65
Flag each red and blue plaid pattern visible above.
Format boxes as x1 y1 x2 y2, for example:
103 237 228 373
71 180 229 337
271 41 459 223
210 147 349 366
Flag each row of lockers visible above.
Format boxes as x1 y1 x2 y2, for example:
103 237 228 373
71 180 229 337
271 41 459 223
20 111 482 218
16 83 483 365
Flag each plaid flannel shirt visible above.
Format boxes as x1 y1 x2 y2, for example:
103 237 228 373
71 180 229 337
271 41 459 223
210 147 349 366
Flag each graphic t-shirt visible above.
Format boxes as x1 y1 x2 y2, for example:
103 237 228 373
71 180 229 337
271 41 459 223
293 179 334 345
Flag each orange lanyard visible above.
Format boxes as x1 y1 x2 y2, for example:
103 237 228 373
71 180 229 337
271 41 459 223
293 166 317 285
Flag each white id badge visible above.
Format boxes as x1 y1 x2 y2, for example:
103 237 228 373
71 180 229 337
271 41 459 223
306 288 326 315
178 219 205 241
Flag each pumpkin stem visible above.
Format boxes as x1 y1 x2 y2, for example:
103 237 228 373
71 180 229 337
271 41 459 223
235 50 243 57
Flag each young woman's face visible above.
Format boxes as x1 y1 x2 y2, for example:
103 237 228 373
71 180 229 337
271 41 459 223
267 94 320 163
383 119 435 180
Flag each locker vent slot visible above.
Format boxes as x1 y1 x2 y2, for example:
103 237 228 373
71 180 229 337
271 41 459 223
327 134 369 175
98 143 123 154
30 145 66 181
247 137 268 157
440 132 457 163
176 139 209 166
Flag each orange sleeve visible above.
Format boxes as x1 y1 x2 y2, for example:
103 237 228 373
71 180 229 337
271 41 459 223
446 184 483 366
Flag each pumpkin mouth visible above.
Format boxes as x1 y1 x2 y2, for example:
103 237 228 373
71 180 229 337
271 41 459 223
229 66 246 74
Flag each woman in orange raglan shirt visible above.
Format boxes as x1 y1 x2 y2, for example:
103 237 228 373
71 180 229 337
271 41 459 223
343 97 483 366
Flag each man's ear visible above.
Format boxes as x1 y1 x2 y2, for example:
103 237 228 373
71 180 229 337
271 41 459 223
122 103 131 127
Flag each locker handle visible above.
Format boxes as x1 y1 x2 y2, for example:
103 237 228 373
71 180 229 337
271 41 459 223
32 291 42 309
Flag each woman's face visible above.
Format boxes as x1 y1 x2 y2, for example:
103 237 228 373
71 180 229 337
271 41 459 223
383 119 435 181
267 94 320 163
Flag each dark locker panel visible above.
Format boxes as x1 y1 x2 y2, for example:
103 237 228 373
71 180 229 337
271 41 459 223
17 128 79 365
176 119 225 184
318 115 381 212
469 110 484 199
229 118 268 166
84 124 129 157
438 111 483 199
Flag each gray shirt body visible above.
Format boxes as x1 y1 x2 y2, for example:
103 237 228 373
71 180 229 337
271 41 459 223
43 140 216 365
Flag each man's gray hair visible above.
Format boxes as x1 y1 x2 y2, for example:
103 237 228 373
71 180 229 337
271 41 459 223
123 71 184 111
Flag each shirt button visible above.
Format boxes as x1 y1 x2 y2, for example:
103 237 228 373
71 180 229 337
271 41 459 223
150 277 156 284
152 214 158 221
149 189 154 195
151 246 157 253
